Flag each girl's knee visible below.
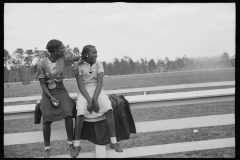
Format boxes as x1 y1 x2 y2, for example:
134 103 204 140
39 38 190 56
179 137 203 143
105 109 113 116
43 121 52 127
65 116 72 120
76 115 84 118
76 115 84 122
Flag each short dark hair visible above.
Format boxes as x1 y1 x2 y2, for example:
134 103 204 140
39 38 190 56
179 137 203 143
81 45 95 58
46 39 63 53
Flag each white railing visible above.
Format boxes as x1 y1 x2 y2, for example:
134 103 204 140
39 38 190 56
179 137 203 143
4 81 235 103
4 82 235 158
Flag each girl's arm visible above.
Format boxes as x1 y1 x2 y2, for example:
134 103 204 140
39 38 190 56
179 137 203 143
76 75 93 113
92 73 104 113
39 78 59 105
92 72 104 101
73 55 81 62
73 56 84 77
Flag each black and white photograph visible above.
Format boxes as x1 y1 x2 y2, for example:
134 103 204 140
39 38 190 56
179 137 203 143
4 2 235 158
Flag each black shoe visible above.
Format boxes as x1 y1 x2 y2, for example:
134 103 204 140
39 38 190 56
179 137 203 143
110 143 123 152
67 144 75 158
72 146 81 158
44 149 51 158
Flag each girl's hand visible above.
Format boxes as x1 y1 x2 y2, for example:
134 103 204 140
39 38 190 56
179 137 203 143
87 100 94 114
78 56 85 64
73 63 79 77
73 56 84 77
93 98 99 113
50 96 59 107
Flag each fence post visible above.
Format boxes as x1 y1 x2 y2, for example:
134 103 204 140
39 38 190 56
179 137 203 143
95 145 107 158
143 92 147 95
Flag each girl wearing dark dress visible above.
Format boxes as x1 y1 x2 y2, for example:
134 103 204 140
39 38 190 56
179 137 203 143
34 39 82 158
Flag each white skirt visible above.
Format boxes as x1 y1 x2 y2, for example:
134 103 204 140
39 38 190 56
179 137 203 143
76 83 112 122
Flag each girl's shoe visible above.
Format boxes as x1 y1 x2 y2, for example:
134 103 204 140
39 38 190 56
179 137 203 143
110 143 123 152
67 144 75 158
44 149 51 158
72 146 81 158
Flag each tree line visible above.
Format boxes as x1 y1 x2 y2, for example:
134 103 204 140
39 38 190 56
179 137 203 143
4 46 235 83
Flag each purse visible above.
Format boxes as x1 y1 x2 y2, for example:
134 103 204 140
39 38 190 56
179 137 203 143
34 102 41 124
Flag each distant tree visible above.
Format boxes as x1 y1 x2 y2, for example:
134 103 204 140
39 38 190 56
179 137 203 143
73 47 80 56
230 55 235 67
222 52 230 61
66 44 71 50
4 66 9 83
4 49 11 67
34 47 42 62
221 52 231 67
129 58 136 74
148 59 157 72
124 56 134 74
102 61 107 75
113 58 121 75
4 49 11 82
172 57 184 70
120 57 129 75
24 49 34 68
135 60 142 74
165 57 172 71
140 58 148 73
10 48 27 82
107 62 114 75
156 59 165 72
12 48 25 68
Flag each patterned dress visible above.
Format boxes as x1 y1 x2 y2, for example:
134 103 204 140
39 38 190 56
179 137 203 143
34 52 75 124
76 61 112 122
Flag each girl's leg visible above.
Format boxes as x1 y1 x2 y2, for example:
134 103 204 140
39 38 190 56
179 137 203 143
72 115 84 158
65 116 75 157
65 116 74 141
105 109 123 152
43 121 51 158
105 109 116 137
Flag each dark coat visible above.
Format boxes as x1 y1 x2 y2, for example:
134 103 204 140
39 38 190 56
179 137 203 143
76 94 136 145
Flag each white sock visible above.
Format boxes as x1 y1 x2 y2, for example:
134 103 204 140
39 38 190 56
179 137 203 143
67 141 73 145
73 140 80 147
45 146 50 150
110 137 117 144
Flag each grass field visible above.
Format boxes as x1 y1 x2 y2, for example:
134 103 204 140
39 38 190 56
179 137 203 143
4 68 235 158
4 68 235 98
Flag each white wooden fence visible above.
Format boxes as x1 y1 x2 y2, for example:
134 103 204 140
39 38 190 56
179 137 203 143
4 81 235 158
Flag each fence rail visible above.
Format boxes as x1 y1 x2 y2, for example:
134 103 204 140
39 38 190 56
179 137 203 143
4 88 235 120
4 81 235 103
4 82 235 158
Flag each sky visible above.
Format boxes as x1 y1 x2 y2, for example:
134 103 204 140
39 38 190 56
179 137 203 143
4 3 235 64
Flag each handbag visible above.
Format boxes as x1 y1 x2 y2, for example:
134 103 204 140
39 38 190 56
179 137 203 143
34 102 41 124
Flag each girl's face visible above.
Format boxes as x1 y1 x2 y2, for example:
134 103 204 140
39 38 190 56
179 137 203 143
86 47 98 64
55 44 66 57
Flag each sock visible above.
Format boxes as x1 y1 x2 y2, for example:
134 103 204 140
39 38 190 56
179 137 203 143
110 137 117 144
67 141 73 145
73 140 80 147
45 146 50 150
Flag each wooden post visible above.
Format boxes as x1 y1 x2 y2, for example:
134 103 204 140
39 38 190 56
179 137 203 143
143 92 147 95
95 145 107 158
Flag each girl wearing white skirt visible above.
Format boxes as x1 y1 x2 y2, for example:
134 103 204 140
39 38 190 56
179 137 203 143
72 45 123 157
